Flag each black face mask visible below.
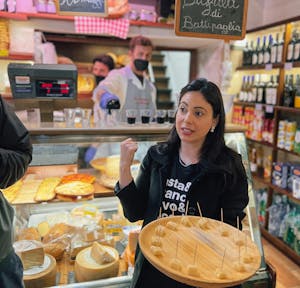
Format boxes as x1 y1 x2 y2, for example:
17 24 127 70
134 59 149 71
95 75 105 85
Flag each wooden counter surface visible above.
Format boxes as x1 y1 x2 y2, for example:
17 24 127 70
26 122 246 136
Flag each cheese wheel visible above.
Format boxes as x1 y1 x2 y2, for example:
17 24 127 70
23 254 56 288
75 246 119 282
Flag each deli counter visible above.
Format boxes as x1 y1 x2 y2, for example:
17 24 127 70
6 123 275 288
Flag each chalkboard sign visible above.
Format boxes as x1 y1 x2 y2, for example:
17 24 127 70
56 0 108 17
175 0 248 40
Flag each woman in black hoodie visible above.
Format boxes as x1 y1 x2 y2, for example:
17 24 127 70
115 78 249 288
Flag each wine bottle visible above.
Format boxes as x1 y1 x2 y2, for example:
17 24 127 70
271 33 278 64
239 76 246 101
277 32 284 63
271 75 279 105
243 42 249 66
294 74 300 108
283 75 295 107
252 37 260 65
258 36 266 65
293 31 300 62
286 31 296 62
265 75 274 104
264 35 272 64
257 75 266 103
248 41 254 66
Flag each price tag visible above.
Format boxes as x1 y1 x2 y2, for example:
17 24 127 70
265 64 273 70
284 62 293 70
255 103 263 111
265 105 274 113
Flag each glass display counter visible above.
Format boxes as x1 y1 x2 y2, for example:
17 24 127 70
12 123 274 288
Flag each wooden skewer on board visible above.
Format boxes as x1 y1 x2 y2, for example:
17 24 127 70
220 208 229 236
185 200 189 215
197 202 208 229
158 207 162 218
197 202 202 217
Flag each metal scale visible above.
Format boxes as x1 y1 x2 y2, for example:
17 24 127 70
8 63 77 122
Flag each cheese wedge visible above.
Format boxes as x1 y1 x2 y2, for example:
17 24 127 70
14 240 44 270
90 242 115 265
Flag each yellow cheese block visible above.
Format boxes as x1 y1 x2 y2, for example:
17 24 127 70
13 240 44 270
75 246 119 283
90 242 115 265
37 221 50 238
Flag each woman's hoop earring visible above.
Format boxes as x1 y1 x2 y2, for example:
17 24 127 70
210 126 215 133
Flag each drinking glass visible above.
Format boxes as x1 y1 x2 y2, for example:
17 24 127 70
126 109 137 124
64 108 76 127
140 109 151 124
156 109 166 124
167 109 176 124
81 109 92 128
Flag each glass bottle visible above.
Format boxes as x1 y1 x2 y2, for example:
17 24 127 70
286 30 296 62
264 34 272 64
283 74 295 107
252 37 260 65
277 32 284 63
294 74 300 108
258 36 266 65
271 33 278 64
293 31 300 62
243 42 249 66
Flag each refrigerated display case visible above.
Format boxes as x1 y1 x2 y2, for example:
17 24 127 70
11 123 275 288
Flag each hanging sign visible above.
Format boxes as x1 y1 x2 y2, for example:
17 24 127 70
55 0 108 17
175 0 248 40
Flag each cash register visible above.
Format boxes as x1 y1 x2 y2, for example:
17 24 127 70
8 63 77 122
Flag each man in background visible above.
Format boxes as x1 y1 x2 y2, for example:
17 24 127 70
0 96 32 287
92 54 115 86
93 35 157 123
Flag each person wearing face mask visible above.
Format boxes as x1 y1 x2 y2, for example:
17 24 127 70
92 54 115 85
92 35 157 123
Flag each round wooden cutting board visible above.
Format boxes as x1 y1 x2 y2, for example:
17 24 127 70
139 216 261 288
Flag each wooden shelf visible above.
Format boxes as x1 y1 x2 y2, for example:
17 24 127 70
252 174 270 186
0 11 173 28
275 106 300 114
269 184 300 204
0 54 34 61
236 63 283 70
246 137 274 148
261 227 300 265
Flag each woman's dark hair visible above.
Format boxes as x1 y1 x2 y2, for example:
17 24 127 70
167 78 226 161
92 54 115 71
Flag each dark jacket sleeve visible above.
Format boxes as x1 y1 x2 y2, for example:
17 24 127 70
115 149 153 222
222 150 249 228
0 97 32 188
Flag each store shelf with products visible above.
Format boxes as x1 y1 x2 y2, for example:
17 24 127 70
232 19 300 264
